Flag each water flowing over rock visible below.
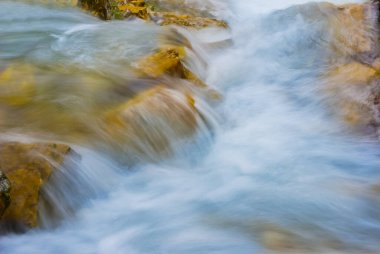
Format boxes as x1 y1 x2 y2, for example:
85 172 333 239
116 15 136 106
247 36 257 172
0 143 72 231
104 86 200 160
2 0 380 253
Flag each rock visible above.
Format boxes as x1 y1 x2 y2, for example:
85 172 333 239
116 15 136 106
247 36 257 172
78 0 113 20
78 0 148 20
323 62 380 127
134 46 222 102
104 86 199 159
151 12 227 29
78 0 228 29
134 46 186 78
135 46 208 87
145 0 220 18
0 171 10 218
328 3 378 58
0 143 72 229
0 64 35 106
118 0 149 20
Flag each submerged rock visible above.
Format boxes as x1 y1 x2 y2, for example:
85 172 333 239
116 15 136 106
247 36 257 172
0 64 35 106
104 86 199 159
0 143 72 230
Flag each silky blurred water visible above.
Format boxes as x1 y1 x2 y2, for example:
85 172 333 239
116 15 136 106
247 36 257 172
1 0 380 253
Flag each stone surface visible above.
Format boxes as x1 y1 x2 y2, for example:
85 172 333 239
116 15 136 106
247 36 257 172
0 143 72 228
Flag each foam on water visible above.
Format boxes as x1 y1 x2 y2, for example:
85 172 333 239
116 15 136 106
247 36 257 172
1 0 380 253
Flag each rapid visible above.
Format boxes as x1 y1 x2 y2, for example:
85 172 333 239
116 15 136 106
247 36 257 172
1 0 380 253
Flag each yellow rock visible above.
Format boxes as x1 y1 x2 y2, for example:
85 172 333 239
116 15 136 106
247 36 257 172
329 3 376 55
0 64 35 106
135 46 222 102
0 143 72 228
151 12 228 29
118 3 149 20
104 86 198 157
135 46 186 78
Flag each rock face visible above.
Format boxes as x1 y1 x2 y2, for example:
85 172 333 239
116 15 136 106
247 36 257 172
0 143 72 229
318 2 380 133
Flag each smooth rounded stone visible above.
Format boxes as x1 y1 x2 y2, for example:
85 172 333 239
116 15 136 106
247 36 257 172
0 63 35 106
104 86 199 159
0 142 72 230
0 171 11 218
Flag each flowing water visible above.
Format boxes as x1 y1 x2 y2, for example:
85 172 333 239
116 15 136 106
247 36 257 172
2 0 380 253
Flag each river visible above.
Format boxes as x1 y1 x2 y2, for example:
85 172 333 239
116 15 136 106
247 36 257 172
2 0 380 253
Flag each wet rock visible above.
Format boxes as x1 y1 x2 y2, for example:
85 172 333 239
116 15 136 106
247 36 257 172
0 143 72 229
78 0 228 29
151 12 227 29
135 46 208 87
145 0 221 18
323 62 380 128
0 64 35 106
118 0 149 20
328 2 379 60
135 46 186 78
134 46 222 102
78 0 148 20
104 86 199 159
0 171 11 218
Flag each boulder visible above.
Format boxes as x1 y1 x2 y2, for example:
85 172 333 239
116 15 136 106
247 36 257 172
104 86 199 158
0 143 72 229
